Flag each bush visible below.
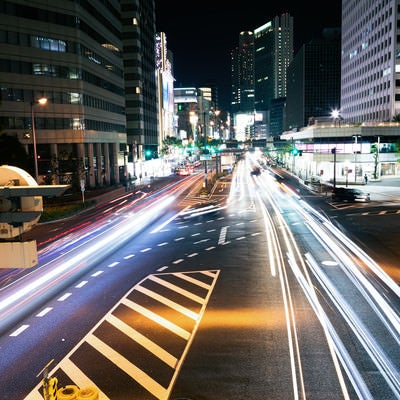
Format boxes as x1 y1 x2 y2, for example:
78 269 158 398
39 200 96 222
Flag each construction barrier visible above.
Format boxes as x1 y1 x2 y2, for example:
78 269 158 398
77 387 99 399
56 385 79 399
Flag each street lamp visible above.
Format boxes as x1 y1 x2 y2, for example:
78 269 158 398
330 109 341 127
202 110 209 188
31 97 48 183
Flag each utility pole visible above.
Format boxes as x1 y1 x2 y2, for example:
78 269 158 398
331 147 336 189
203 111 208 188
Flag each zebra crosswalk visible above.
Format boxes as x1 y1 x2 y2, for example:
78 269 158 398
26 269 220 400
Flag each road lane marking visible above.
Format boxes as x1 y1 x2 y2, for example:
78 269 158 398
218 226 228 244
24 270 220 400
36 307 53 317
58 293 72 301
86 334 168 399
108 261 120 267
149 275 204 304
122 298 191 340
107 313 178 367
136 284 198 320
174 272 211 290
123 254 135 259
10 324 29 336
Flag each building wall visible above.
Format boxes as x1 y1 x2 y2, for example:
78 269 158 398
341 0 398 123
254 14 293 116
286 29 341 130
0 0 127 187
121 0 158 158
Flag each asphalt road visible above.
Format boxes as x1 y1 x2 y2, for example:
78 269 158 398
1 165 399 399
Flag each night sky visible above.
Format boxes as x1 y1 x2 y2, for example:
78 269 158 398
155 0 342 110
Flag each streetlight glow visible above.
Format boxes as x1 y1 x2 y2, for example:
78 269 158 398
31 97 48 183
331 109 340 119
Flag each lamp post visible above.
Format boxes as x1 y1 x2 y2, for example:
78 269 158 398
331 148 337 189
213 110 220 178
202 111 208 188
31 97 48 183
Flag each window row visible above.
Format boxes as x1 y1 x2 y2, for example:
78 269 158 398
2 116 125 133
0 59 125 97
0 87 125 115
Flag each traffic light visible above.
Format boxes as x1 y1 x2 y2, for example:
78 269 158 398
291 147 299 156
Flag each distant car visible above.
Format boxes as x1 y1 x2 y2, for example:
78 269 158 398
331 187 370 202
250 167 261 176
180 200 226 219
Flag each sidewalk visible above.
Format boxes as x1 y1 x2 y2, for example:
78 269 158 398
306 176 400 202
337 176 400 202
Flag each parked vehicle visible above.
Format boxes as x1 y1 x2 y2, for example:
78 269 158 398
331 187 370 202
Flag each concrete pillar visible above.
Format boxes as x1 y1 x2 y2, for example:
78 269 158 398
87 143 95 187
95 143 103 186
103 143 110 185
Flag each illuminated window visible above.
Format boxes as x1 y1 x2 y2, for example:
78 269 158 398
31 36 66 52
69 92 81 104
132 18 138 25
72 118 84 130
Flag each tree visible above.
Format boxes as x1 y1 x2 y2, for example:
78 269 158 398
161 136 182 156
0 133 31 172
370 143 379 179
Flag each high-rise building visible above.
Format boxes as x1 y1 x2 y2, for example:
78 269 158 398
286 28 341 130
0 0 127 187
254 13 293 137
121 0 158 158
155 32 175 145
230 31 254 114
340 0 399 122
0 0 159 187
230 14 293 141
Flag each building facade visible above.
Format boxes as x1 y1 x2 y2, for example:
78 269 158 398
230 31 254 115
254 13 293 138
0 0 128 187
286 28 341 131
121 0 158 159
341 0 400 123
0 0 160 188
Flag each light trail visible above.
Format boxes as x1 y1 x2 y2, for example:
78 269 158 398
244 154 400 398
